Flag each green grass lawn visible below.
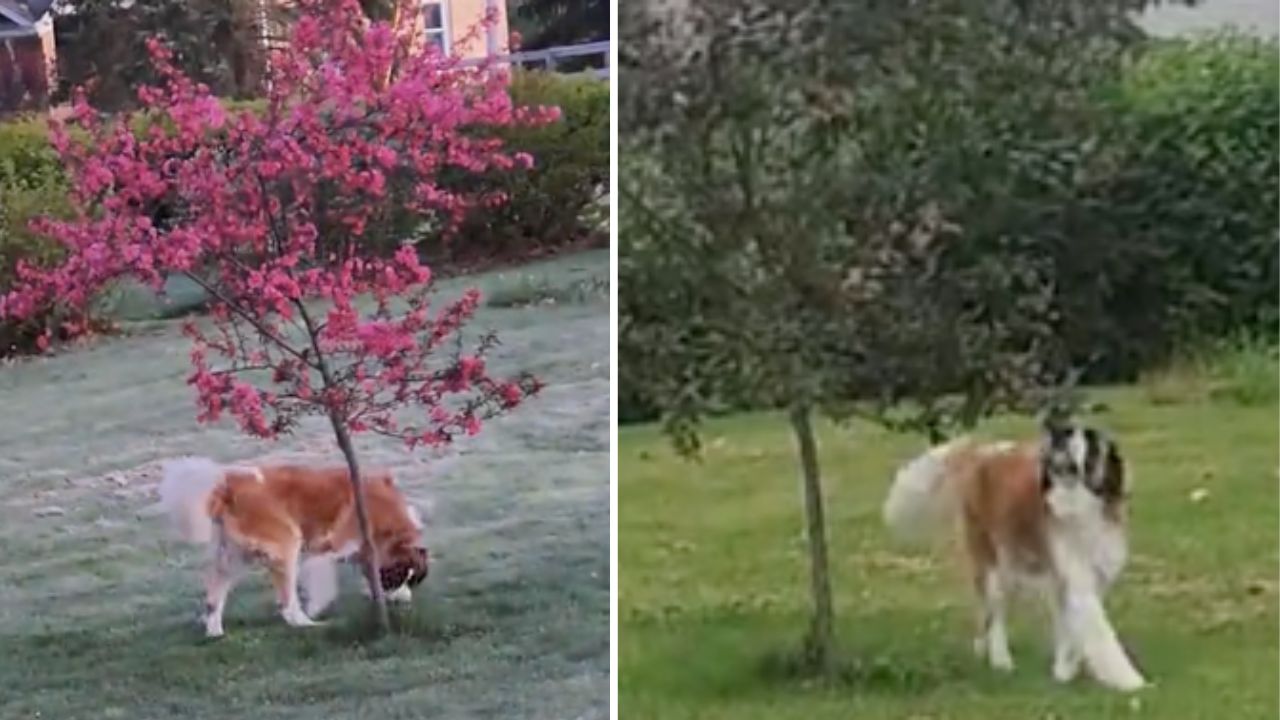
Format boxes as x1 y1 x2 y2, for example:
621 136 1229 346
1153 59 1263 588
0 251 609 720
620 387 1278 719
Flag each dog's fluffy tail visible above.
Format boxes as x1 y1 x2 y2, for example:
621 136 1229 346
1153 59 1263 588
158 456 226 544
883 439 975 545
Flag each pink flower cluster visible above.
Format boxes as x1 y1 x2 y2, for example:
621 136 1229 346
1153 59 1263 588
1 0 554 447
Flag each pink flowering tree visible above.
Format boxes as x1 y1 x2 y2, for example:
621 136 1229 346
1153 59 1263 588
0 0 555 630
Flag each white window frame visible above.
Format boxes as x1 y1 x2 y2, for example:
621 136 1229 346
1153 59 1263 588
423 0 451 56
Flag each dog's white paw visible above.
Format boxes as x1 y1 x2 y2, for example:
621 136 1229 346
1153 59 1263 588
298 556 339 618
387 585 412 604
989 651 1015 672
281 605 322 628
972 636 987 659
1100 669 1147 693
1053 658 1081 683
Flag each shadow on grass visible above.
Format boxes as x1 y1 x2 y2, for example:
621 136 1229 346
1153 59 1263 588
486 275 609 309
315 601 492 649
757 643 967 694
623 606 977 702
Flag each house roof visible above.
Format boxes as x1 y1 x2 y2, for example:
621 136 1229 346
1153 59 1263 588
0 0 34 25
0 0 38 39
0 0 50 40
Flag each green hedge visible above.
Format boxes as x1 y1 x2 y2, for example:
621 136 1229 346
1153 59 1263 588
0 76 609 355
0 117 71 354
1090 33 1279 368
438 71 609 264
0 117 61 190
619 33 1279 424
1029 33 1279 382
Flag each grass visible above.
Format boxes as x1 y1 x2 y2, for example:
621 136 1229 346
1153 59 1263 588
1142 334 1279 407
0 250 609 720
619 384 1279 719
486 273 610 309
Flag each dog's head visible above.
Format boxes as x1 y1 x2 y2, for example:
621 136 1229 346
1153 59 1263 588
378 539 430 591
1039 416 1126 503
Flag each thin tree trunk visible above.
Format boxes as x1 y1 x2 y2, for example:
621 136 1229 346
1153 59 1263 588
328 411 391 633
291 298 389 633
789 404 834 671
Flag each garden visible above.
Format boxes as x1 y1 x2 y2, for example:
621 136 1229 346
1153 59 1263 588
0 1 609 717
618 1 1278 717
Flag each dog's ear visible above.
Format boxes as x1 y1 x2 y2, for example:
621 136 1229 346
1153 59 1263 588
1039 406 1073 438
1038 447 1057 493
408 546 429 587
1099 440 1126 501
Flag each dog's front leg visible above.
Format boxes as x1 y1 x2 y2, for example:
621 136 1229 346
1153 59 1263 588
299 555 340 618
1062 590 1144 690
1056 554 1145 691
1050 586 1082 683
203 533 243 638
266 540 322 628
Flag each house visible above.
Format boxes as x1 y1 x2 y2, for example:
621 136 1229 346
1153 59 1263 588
1 0 509 114
1139 0 1278 37
403 0 509 58
261 0 509 59
0 0 55 112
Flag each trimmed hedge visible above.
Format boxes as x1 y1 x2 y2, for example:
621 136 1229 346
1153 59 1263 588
0 117 72 354
438 71 609 265
1032 32 1279 383
1091 33 1279 368
619 33 1279 424
0 74 609 355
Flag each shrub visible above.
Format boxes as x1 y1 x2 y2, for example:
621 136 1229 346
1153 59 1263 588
618 30 1278 424
1140 332 1279 407
1205 333 1279 407
0 117 73 355
0 99 273 354
1073 33 1279 379
0 117 61 190
485 273 608 308
4 0 546 632
439 71 607 265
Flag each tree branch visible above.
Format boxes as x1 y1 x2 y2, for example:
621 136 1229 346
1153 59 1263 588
181 270 317 368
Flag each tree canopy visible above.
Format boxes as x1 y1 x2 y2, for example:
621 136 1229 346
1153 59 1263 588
619 0 1176 670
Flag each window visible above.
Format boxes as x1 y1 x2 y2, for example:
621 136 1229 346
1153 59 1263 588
424 1 449 55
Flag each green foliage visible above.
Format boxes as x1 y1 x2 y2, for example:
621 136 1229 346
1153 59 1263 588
0 117 61 191
619 386 1280 718
440 71 608 266
0 252 609 717
619 13 1279 425
1142 332 1279 408
55 0 271 109
618 0 1151 668
0 112 224 351
1206 333 1280 407
485 273 608 309
513 0 608 48
619 0 1144 441
1074 33 1279 377
0 118 71 354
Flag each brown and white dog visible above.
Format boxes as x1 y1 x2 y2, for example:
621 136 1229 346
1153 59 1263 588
882 420 1146 691
158 458 429 638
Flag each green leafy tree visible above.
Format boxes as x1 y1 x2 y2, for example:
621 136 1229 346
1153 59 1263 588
55 0 275 109
513 0 607 49
620 0 1159 671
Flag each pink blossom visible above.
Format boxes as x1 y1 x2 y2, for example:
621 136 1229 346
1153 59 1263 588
0 0 551 451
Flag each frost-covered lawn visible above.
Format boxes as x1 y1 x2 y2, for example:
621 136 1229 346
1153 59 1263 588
0 250 609 720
